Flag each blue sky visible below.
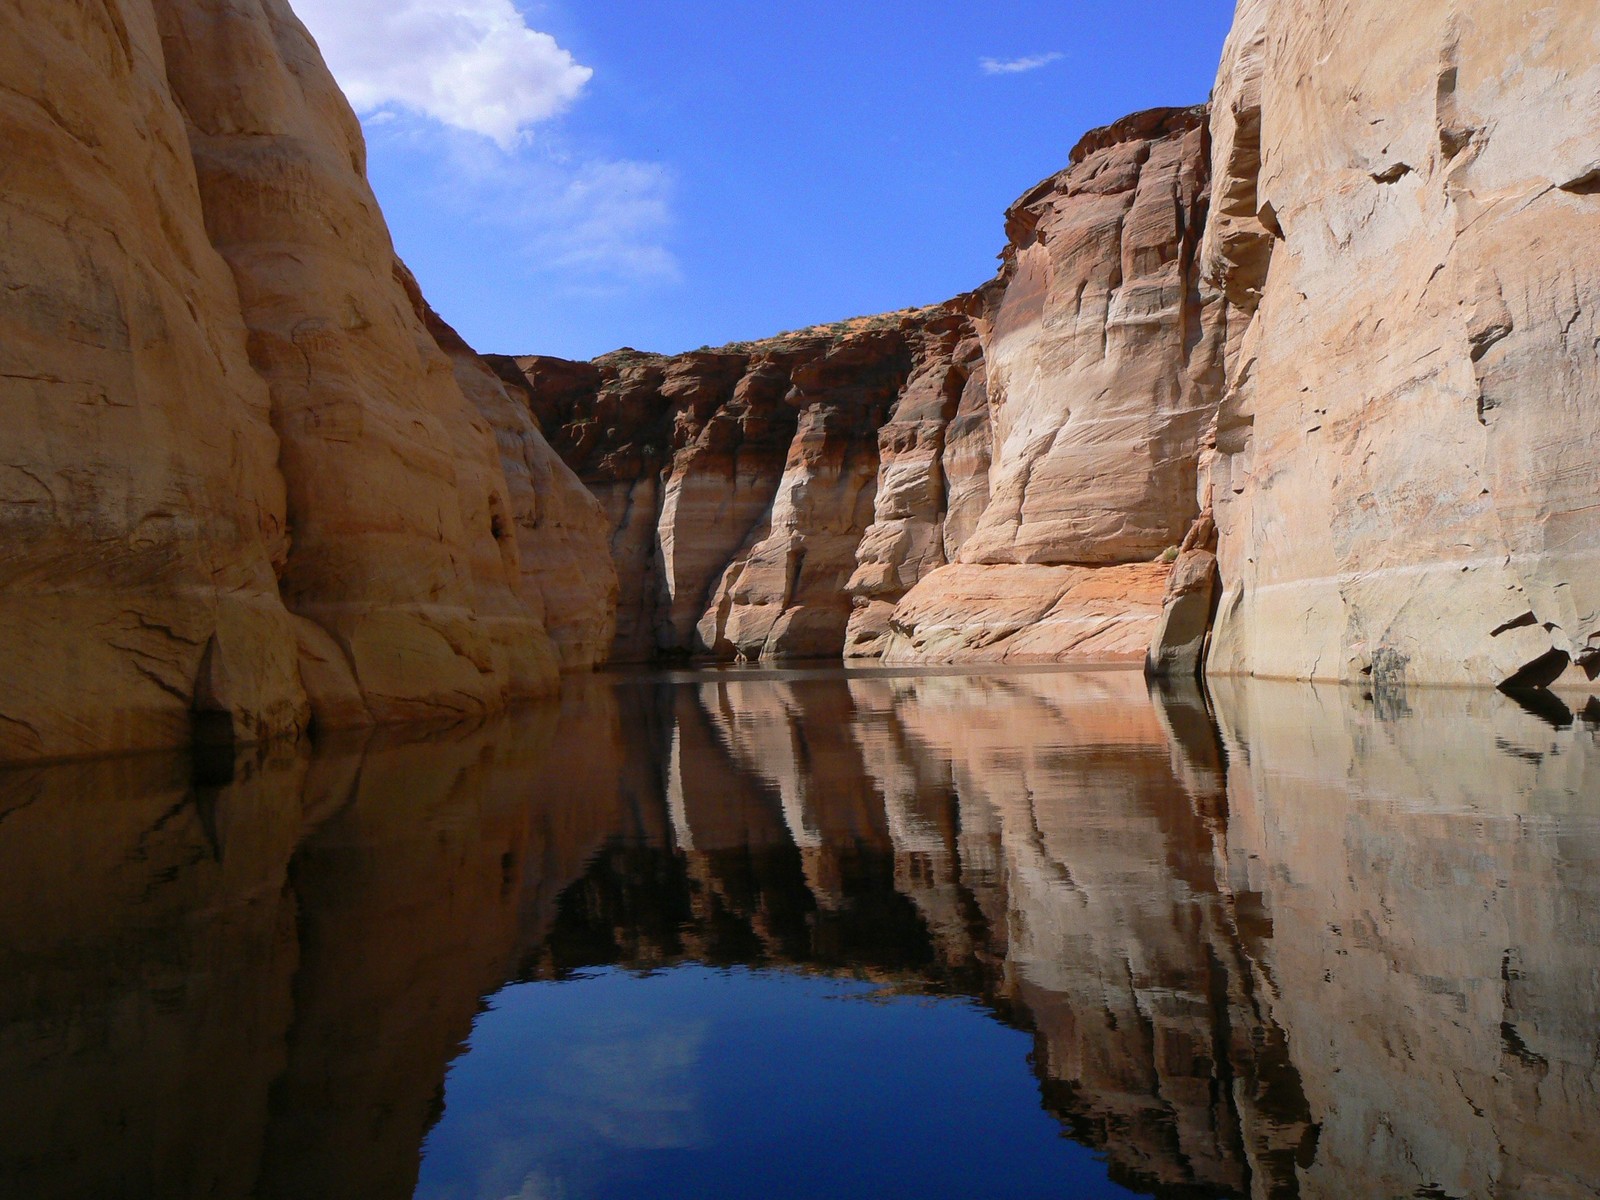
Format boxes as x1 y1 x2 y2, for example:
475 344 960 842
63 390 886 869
293 1 1239 360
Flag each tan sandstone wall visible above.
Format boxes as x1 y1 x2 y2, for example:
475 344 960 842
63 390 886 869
1203 0 1600 697
0 0 309 760
882 108 1228 664
0 0 614 763
527 107 1226 668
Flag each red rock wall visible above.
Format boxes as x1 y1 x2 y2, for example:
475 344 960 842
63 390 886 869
499 305 982 663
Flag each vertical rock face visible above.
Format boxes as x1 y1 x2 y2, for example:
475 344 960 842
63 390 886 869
0 0 307 760
503 306 983 663
526 108 1225 667
883 107 1227 664
963 107 1223 567
0 0 615 762
1202 0 1600 696
155 0 555 718
844 317 987 657
426 302 619 671
500 346 802 662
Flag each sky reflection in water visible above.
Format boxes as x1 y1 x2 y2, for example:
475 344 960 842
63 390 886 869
418 966 1136 1200
0 667 1597 1199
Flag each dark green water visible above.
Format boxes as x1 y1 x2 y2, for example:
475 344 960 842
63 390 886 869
1 667 1597 1199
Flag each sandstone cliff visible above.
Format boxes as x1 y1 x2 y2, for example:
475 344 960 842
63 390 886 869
496 305 986 663
518 106 1223 667
876 106 1227 664
1196 0 1600 698
0 0 614 762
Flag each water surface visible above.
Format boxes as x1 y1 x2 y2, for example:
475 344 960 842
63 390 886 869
1 667 1596 1198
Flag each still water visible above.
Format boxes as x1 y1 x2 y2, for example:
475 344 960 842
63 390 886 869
1 667 1597 1199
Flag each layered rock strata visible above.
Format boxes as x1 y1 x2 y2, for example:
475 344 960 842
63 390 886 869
1198 0 1600 696
880 106 1227 664
0 0 613 762
520 107 1224 666
496 306 987 662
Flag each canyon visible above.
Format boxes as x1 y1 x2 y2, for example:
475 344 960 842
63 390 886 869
2 0 1598 765
514 0 1600 711
506 104 1221 669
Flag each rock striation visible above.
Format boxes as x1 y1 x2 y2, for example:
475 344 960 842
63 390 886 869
1198 0 1600 697
0 0 614 763
519 3 1600 702
9 0 1598 735
520 106 1224 666
883 106 1226 665
496 305 988 663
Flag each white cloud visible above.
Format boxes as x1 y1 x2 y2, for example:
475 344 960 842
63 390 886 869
292 0 678 294
980 52 1065 76
390 122 681 291
292 0 592 147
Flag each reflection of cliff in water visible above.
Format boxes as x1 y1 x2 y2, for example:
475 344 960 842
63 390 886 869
0 669 1597 1199
534 671 1316 1199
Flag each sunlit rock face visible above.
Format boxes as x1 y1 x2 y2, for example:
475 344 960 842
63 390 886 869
0 0 613 763
502 307 983 663
960 107 1224 569
0 0 307 759
1210 680 1600 1199
878 562 1171 664
865 108 1229 666
843 320 989 658
1203 0 1600 697
525 107 1226 668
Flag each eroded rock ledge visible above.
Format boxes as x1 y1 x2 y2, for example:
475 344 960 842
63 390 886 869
6 0 1597 766
521 0 1600 715
493 305 987 663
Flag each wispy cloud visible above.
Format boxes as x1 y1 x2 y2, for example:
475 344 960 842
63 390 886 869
980 52 1065 76
294 1 679 295
292 0 592 148
381 119 680 293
